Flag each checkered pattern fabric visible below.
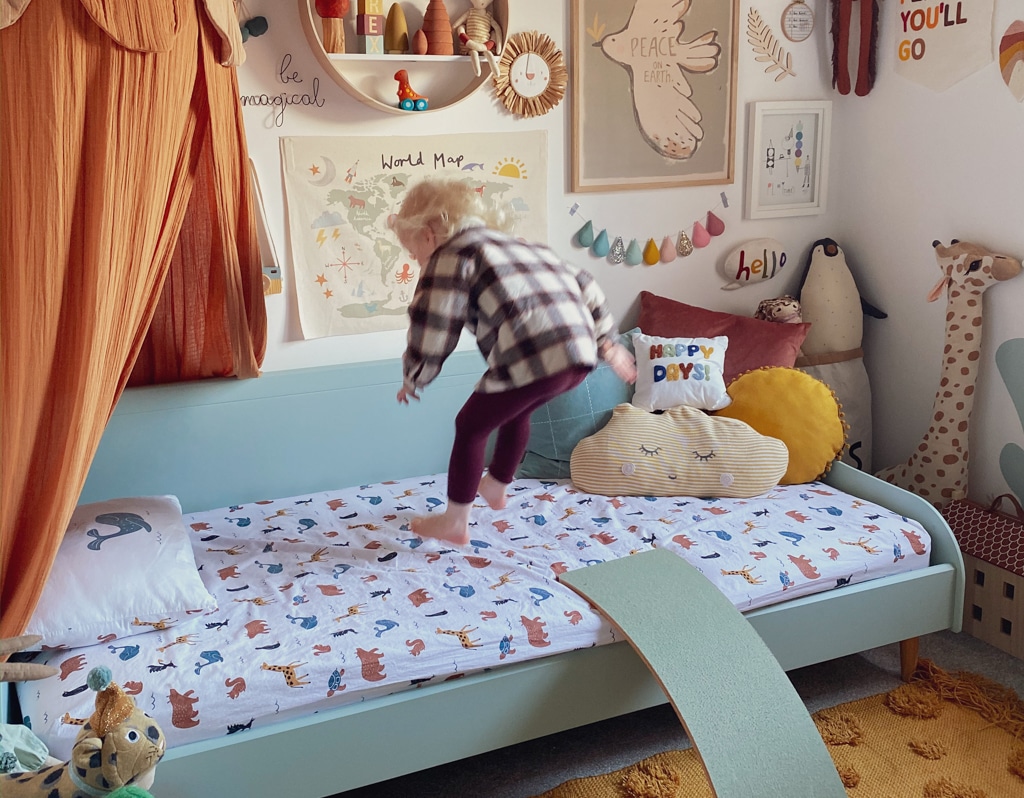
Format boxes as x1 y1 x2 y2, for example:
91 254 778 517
402 225 615 394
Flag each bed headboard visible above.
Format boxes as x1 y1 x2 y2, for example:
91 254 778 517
80 351 485 513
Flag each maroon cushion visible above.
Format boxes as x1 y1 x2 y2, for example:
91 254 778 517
638 291 810 385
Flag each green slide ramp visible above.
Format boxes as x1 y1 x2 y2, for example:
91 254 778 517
559 548 846 798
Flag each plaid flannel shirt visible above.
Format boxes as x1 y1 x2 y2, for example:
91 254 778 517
402 225 617 394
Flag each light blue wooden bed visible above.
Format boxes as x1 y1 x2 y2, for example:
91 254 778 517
12 352 964 797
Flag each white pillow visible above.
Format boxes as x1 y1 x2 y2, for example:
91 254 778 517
631 332 732 412
25 495 217 649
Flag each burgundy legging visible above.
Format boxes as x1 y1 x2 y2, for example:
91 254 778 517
447 367 590 503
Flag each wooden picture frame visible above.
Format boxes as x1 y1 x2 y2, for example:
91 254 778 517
745 100 832 219
570 0 739 193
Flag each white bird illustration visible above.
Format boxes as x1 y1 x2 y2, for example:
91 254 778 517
599 0 722 160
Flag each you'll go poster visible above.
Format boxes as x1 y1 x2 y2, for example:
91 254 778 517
894 0 994 91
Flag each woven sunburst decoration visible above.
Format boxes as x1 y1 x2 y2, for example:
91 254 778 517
493 30 567 117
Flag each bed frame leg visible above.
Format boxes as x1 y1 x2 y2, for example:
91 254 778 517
899 637 920 682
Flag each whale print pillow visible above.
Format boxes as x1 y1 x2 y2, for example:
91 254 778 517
24 495 217 649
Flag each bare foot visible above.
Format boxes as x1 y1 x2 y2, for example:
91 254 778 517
412 509 471 545
478 472 509 510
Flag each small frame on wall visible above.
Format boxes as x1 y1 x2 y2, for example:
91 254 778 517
746 100 832 219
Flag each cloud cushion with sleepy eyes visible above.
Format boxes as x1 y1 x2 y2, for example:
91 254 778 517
570 403 788 498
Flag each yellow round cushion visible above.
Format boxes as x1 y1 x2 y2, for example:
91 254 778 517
712 367 846 484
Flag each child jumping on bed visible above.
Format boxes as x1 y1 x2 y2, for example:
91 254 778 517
391 178 636 545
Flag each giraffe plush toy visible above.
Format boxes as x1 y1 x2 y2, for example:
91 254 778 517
875 239 1023 507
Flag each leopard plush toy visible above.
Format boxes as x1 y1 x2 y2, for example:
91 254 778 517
754 295 803 324
1 666 165 798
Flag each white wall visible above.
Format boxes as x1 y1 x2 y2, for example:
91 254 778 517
237 1 1024 502
829 1 1024 499
240 0 838 373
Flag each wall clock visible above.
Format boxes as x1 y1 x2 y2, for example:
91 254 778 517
493 30 567 117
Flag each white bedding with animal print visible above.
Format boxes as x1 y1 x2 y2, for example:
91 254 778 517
19 474 931 759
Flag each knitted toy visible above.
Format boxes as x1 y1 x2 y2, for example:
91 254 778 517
754 295 802 325
1 666 166 797
452 0 502 77
1 636 58 775
795 238 886 472
875 240 1023 506
0 636 58 683
832 0 878 96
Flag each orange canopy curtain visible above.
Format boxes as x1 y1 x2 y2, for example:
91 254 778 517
129 38 266 386
0 0 265 638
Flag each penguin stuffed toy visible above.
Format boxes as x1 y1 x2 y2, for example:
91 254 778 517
796 238 886 471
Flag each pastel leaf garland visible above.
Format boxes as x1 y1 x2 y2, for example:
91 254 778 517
567 193 730 265
660 236 677 263
624 238 644 266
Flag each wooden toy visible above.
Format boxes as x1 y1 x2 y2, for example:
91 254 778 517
411 27 428 55
315 0 350 54
422 0 454 55
394 69 429 111
948 495 1024 660
384 3 410 54
356 0 384 54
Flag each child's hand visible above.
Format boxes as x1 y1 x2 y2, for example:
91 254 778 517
397 386 420 404
603 342 637 385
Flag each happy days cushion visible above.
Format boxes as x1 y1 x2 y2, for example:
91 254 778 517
24 495 217 649
638 291 811 384
631 332 731 412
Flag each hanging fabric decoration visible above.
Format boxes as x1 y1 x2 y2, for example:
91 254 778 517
624 239 644 266
660 236 677 264
832 0 878 96
575 220 595 248
1001 21 1024 103
692 220 711 249
706 211 726 237
608 237 626 263
892 0 994 93
642 238 660 265
566 194 729 265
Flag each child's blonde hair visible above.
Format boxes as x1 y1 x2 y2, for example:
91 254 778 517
390 178 513 247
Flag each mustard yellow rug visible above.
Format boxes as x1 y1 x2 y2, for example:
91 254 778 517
534 661 1024 798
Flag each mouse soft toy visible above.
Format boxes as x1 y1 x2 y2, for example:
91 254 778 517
1 665 165 797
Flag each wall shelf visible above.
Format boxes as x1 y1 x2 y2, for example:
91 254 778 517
299 0 509 115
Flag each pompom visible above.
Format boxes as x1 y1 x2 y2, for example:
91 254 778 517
247 16 269 37
88 665 113 692
109 787 155 798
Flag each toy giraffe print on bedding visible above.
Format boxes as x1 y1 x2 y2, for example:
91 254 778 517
875 240 1022 507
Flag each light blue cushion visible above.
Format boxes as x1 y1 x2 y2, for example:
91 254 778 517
517 330 637 479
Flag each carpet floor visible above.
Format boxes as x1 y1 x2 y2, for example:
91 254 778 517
334 631 1024 798
534 658 1024 798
